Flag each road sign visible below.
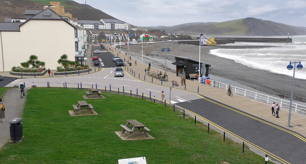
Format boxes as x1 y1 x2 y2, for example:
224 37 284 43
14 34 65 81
102 39 105 41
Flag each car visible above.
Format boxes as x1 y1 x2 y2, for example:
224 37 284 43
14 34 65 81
101 46 105 49
113 56 120 62
0 75 3 81
94 49 100 54
93 60 100 65
93 56 98 61
115 59 124 66
114 67 124 77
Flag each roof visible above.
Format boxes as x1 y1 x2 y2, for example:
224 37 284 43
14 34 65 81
101 19 124 24
30 9 62 20
175 56 211 66
4 17 11 22
0 23 22 31
77 20 105 25
25 10 42 15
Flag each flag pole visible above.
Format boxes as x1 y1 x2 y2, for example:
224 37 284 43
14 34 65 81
142 33 144 63
199 33 201 79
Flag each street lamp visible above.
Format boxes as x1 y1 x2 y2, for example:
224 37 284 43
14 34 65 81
161 48 170 81
287 61 303 127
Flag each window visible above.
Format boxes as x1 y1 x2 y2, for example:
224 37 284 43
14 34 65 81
75 30 78 38
75 42 78 51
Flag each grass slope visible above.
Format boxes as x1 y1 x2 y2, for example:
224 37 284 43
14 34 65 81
27 0 74 8
210 19 247 35
0 87 10 98
0 88 270 163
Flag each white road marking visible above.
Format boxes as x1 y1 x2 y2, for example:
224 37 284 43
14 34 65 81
175 96 191 103
146 89 160 93
104 75 109 78
110 71 112 74
170 101 178 104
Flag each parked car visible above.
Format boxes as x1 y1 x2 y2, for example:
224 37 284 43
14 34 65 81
101 46 105 49
113 56 120 62
93 56 98 61
114 67 124 77
0 75 3 81
115 59 124 66
94 49 100 54
94 60 100 65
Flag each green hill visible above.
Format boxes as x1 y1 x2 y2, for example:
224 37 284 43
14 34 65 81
145 18 306 36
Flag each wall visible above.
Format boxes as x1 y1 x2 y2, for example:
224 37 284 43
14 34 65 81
0 20 75 71
0 32 3 71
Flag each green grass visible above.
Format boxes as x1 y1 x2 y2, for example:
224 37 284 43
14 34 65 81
210 19 247 36
0 87 11 98
0 88 271 163
27 0 75 8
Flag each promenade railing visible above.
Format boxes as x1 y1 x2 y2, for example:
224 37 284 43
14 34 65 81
209 80 306 114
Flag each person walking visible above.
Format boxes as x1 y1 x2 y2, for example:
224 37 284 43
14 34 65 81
184 77 186 85
48 68 51 77
161 91 165 101
275 104 280 118
271 102 275 116
181 75 184 86
145 68 147 75
20 82 25 98
135 60 137 65
0 98 5 123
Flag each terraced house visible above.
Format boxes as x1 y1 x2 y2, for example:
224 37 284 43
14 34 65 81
0 8 87 71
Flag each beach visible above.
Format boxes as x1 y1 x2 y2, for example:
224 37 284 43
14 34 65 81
118 42 306 103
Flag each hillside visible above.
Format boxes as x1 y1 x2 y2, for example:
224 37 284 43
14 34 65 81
0 0 118 22
145 18 306 36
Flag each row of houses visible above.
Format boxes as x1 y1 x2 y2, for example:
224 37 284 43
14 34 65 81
77 19 130 30
0 8 88 71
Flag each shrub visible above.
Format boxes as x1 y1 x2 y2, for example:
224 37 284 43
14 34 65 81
57 66 62 72
37 68 43 72
12 66 16 71
22 69 28 72
81 67 84 70
27 69 31 72
32 68 37 72
73 67 77 70
65 68 68 71
84 65 89 69
69 67 74 71
77 66 81 70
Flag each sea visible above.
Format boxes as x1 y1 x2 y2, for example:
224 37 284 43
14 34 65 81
210 36 306 79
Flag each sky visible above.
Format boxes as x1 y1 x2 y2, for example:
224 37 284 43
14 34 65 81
73 0 306 27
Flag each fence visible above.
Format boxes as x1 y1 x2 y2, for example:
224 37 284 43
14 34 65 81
209 80 306 115
18 81 281 163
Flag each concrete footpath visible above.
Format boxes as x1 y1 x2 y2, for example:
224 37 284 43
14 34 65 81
0 88 27 148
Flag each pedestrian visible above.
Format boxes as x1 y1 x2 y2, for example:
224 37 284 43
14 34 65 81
135 60 137 65
157 70 160 75
0 98 5 123
276 104 280 118
161 91 165 101
271 102 275 116
20 82 25 98
124 57 125 62
181 75 184 86
184 77 186 85
145 68 147 75
48 68 51 77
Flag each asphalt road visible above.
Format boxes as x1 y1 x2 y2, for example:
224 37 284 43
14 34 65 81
0 77 18 87
92 45 118 68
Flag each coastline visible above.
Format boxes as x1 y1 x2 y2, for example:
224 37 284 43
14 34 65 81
119 43 306 104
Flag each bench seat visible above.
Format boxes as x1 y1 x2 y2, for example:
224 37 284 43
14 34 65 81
120 124 133 132
143 127 151 132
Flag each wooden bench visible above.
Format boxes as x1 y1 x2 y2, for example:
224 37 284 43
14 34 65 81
120 124 134 138
189 73 198 79
143 127 151 132
73 105 80 113
88 104 94 113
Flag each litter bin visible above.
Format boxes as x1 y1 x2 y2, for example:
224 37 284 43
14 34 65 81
9 118 23 142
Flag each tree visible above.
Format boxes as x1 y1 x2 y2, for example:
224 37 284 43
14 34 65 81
58 59 63 65
61 54 68 60
21 62 29 68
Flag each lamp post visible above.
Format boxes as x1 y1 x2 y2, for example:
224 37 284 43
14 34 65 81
142 33 144 63
287 61 303 127
161 48 170 81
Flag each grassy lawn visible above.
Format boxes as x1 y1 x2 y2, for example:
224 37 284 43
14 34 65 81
0 88 270 163
0 87 11 98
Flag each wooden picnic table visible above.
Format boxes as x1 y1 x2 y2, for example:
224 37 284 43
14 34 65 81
86 89 102 98
120 119 151 138
73 101 94 114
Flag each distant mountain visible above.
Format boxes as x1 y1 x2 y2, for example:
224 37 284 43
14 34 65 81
0 0 122 22
143 18 306 36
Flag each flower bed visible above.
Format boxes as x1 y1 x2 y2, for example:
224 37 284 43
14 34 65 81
10 70 47 76
54 68 92 75
56 65 89 72
11 67 45 73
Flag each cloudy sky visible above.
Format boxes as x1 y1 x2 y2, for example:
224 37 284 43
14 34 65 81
74 0 306 27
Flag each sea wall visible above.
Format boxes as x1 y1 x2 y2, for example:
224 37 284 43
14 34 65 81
176 37 292 45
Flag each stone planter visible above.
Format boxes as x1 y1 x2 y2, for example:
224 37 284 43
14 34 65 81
54 68 92 75
10 70 47 76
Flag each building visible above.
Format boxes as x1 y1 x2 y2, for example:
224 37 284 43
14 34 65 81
172 56 211 79
46 2 77 20
77 19 130 30
0 8 87 71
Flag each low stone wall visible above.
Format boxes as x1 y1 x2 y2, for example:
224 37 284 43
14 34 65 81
10 70 47 76
54 68 92 75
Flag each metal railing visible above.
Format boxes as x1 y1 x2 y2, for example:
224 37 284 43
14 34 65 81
209 80 306 115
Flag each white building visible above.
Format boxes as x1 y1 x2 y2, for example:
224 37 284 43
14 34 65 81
0 8 87 71
77 19 130 30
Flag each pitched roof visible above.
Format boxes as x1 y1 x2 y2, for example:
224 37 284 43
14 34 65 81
25 10 42 15
0 23 22 31
77 20 105 25
30 9 63 20
101 19 124 24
